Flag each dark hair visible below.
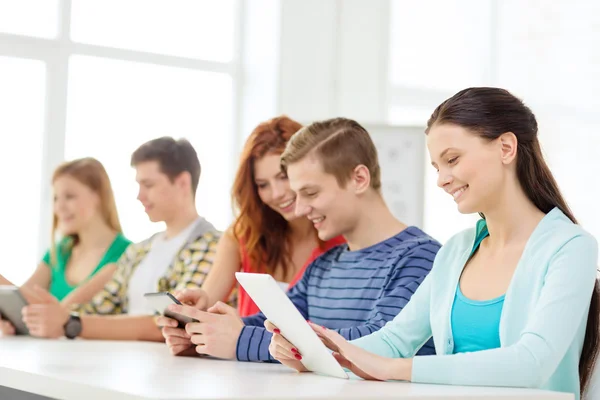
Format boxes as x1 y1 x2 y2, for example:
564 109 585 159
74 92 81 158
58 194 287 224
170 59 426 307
131 137 201 196
426 87 600 394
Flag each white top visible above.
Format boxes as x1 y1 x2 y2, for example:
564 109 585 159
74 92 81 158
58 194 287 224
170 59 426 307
0 337 572 400
127 218 200 315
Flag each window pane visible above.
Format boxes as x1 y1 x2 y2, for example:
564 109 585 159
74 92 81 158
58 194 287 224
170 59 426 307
389 0 492 91
70 0 235 62
0 57 45 284
388 105 430 127
0 0 59 38
65 56 233 242
496 0 600 111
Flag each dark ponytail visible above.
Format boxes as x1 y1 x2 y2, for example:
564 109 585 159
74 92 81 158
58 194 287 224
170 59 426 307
426 87 599 394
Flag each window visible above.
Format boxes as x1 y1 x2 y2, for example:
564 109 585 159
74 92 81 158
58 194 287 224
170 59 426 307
0 57 46 284
389 0 492 92
388 0 493 241
70 0 235 61
0 0 59 38
0 1 238 282
65 56 234 241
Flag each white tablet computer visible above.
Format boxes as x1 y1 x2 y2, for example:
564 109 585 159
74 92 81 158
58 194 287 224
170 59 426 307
235 272 348 379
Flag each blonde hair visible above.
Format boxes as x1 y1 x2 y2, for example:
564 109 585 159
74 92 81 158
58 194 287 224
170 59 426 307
280 118 381 190
50 158 122 265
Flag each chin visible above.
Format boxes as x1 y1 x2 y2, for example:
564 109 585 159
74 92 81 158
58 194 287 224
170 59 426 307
281 212 298 222
317 227 340 242
456 201 478 215
145 212 162 223
58 225 78 236
317 230 330 241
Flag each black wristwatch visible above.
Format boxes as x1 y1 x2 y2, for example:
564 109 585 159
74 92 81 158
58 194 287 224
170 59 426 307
64 312 82 339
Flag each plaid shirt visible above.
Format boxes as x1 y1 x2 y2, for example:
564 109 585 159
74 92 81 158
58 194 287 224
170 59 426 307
73 219 231 315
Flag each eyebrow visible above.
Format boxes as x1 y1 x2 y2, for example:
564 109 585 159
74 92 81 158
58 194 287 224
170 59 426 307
255 171 286 182
297 185 318 192
430 148 456 167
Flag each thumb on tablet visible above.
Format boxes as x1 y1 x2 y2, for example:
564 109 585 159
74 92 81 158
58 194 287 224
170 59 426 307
264 320 280 334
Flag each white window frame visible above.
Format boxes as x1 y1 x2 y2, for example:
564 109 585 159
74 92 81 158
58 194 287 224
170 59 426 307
0 0 244 258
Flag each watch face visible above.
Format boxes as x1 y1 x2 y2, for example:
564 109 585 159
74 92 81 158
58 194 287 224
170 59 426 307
65 314 82 339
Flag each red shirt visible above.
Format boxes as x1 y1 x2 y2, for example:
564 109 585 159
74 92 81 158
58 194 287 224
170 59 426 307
237 236 346 317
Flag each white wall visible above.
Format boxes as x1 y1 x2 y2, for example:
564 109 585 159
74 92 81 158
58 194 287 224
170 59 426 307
267 0 600 246
1 0 598 284
495 0 600 242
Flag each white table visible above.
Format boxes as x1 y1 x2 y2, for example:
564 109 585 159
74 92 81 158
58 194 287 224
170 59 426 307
0 337 572 400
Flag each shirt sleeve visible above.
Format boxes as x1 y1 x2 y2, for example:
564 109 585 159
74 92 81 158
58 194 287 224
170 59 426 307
237 258 314 362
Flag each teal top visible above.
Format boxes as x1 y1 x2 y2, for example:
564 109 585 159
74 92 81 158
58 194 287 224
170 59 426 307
451 223 505 354
451 287 505 354
351 208 598 399
42 233 131 301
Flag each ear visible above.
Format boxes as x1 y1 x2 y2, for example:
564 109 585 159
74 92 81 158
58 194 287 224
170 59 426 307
499 132 518 165
175 171 192 193
351 165 371 194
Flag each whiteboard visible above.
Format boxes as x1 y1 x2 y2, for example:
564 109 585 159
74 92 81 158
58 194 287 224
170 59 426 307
365 124 426 228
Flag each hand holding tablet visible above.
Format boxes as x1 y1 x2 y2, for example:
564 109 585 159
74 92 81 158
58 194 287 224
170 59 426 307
235 272 348 379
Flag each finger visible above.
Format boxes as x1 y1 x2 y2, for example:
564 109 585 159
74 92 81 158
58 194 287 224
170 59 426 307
279 358 308 373
275 342 301 361
314 334 338 352
185 322 209 336
207 301 234 315
189 334 207 346
333 352 353 369
175 289 203 305
308 321 325 330
162 327 190 339
0 321 15 336
171 344 193 356
313 325 345 349
166 335 192 348
168 304 211 322
21 313 43 324
27 326 45 337
155 315 178 328
194 344 209 355
272 333 299 354
21 305 49 317
264 320 281 334
333 353 377 381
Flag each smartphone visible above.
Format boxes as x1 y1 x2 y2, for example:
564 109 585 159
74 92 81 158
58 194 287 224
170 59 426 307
0 286 29 335
144 292 197 328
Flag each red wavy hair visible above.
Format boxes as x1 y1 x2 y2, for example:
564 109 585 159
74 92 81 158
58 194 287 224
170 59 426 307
232 116 316 276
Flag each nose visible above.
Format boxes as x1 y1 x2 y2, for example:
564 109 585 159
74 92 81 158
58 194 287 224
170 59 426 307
295 197 311 217
437 169 453 189
54 198 66 213
271 180 286 200
137 187 145 202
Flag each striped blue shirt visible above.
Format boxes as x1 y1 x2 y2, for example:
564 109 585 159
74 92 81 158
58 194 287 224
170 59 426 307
237 226 441 362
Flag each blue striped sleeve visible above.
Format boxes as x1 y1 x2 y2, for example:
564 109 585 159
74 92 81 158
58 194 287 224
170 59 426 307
236 261 313 361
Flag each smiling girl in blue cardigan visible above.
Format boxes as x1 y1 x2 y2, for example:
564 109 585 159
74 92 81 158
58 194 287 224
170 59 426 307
267 87 600 400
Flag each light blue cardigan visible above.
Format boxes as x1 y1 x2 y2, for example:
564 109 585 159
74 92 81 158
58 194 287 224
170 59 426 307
352 208 598 399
